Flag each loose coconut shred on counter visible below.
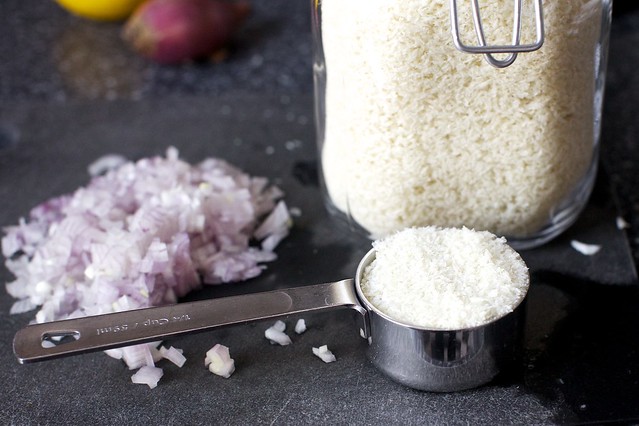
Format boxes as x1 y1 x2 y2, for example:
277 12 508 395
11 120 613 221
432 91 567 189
361 227 529 330
2 147 292 385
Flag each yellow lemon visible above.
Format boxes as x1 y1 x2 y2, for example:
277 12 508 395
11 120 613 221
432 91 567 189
55 0 146 21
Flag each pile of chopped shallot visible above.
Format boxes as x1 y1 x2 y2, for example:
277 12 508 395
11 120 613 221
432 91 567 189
2 147 292 382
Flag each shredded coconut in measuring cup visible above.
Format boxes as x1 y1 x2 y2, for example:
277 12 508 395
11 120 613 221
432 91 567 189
360 227 529 329
320 0 604 238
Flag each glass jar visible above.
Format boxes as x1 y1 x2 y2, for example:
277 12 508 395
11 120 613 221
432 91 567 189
312 0 613 249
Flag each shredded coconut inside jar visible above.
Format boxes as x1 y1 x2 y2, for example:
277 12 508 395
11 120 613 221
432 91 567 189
360 227 529 329
320 0 604 238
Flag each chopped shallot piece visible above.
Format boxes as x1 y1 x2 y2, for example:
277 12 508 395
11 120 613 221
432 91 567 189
265 326 292 346
9 298 37 315
272 320 286 332
121 342 162 369
261 232 287 252
259 203 291 252
570 240 601 256
87 154 128 177
131 365 164 389
160 346 186 367
254 201 291 242
205 344 235 378
312 345 336 363
104 348 124 360
2 147 289 326
150 345 163 364
294 319 307 334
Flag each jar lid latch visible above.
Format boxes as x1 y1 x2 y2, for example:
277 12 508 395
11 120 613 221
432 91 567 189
449 0 545 68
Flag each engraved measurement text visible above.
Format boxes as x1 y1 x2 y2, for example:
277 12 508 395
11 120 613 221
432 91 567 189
96 314 191 336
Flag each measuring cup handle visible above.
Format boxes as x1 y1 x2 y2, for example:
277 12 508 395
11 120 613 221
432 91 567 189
13 279 369 364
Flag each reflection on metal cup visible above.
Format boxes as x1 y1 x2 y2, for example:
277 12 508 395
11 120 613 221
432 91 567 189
355 248 527 392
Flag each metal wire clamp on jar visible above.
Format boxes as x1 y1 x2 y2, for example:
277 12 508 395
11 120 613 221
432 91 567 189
313 0 613 249
450 0 544 68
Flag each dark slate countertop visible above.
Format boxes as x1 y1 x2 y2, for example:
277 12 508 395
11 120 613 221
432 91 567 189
1 1 639 425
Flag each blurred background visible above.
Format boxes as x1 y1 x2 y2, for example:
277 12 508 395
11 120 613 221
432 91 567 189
1 1 637 102
0 0 312 102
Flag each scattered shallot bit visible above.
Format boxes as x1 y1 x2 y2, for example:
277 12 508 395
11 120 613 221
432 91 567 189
265 323 292 346
87 154 128 177
312 345 336 363
104 348 124 360
9 298 37 315
151 344 166 364
205 344 235 378
570 240 601 256
160 346 187 368
256 201 292 252
121 342 163 370
616 216 630 230
272 319 286 332
294 319 306 334
131 365 164 389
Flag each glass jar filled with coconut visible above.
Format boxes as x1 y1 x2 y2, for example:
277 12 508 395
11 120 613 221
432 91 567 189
312 0 613 249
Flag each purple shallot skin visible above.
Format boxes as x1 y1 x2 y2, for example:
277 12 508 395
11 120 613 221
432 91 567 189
123 0 251 64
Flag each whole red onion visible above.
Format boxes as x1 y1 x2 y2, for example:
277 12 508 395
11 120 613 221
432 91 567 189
123 0 250 64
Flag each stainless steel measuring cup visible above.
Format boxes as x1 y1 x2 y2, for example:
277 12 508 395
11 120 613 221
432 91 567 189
13 248 527 392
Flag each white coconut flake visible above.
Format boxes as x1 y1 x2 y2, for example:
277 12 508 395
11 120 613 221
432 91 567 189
312 345 336 363
570 240 602 256
294 319 307 334
205 344 235 378
265 326 292 346
131 365 164 389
